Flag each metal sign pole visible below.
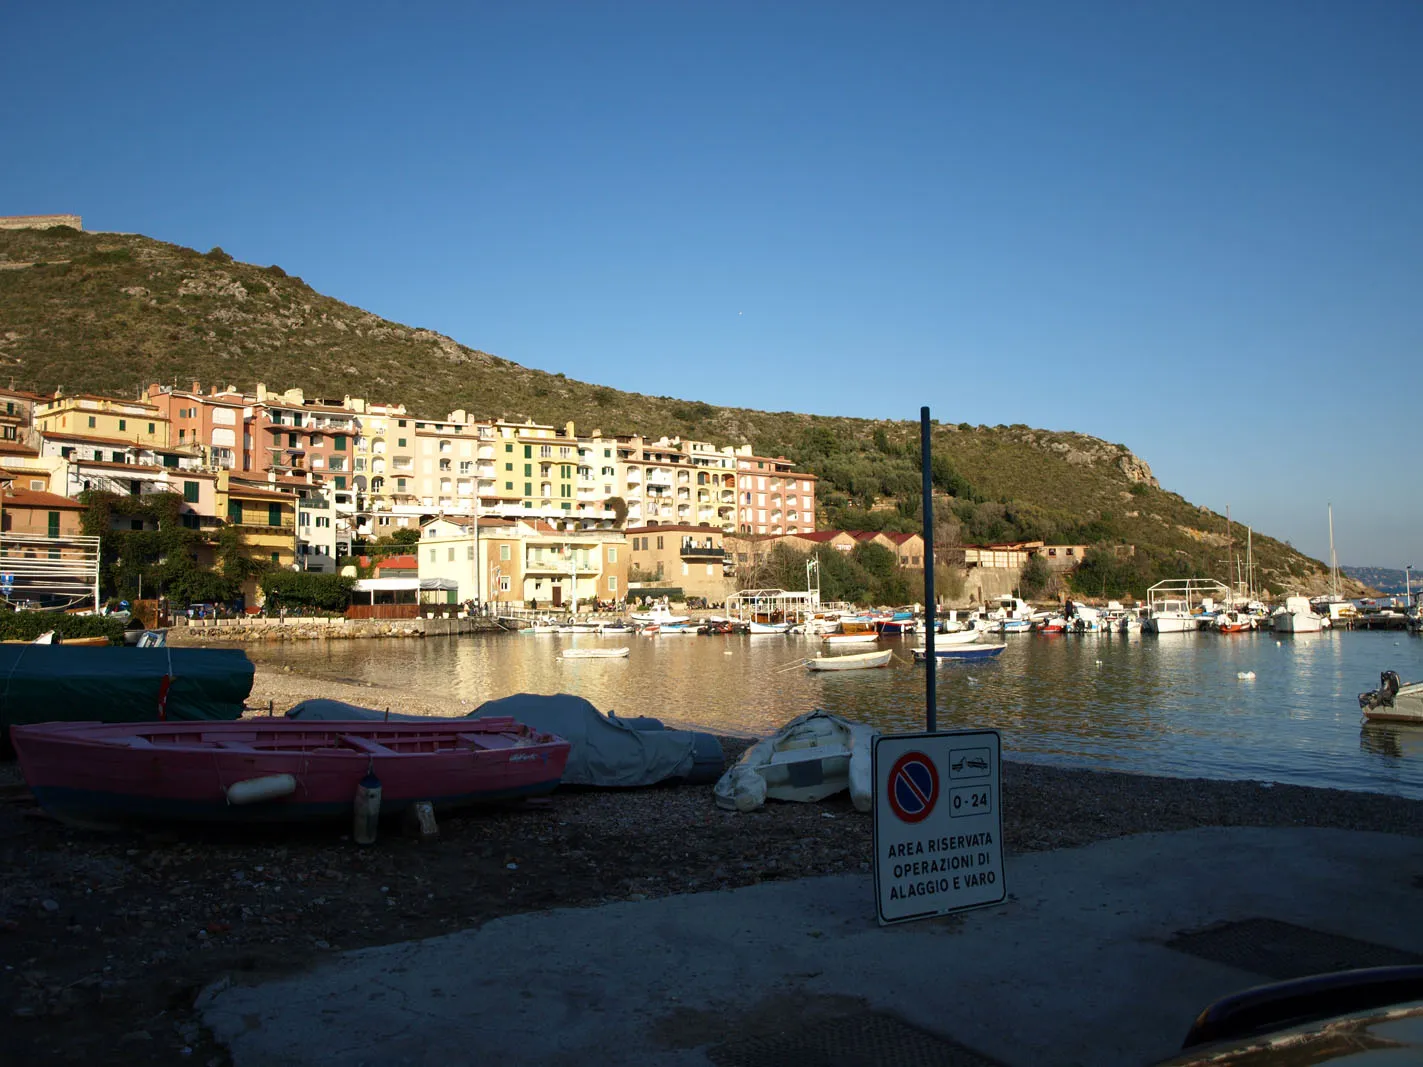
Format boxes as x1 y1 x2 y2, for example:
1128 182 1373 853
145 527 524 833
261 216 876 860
920 407 936 732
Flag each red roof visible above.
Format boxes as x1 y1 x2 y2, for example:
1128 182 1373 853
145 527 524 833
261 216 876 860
3 489 84 510
791 531 844 543
374 554 418 573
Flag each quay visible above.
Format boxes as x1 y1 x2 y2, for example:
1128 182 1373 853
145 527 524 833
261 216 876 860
202 826 1423 1067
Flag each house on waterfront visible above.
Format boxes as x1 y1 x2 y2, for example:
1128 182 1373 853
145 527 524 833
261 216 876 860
625 523 733 602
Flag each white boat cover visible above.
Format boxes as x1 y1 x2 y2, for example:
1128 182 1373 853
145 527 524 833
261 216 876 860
285 693 721 788
713 709 877 814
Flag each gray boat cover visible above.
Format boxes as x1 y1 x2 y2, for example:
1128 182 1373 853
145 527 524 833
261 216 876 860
284 693 721 789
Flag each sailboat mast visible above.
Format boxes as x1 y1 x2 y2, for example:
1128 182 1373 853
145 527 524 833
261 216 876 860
1328 503 1338 599
1246 526 1253 602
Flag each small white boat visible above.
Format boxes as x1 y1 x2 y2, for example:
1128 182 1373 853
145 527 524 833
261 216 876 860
748 621 791 635
1359 671 1423 723
559 647 631 660
807 649 893 671
713 710 876 813
630 603 689 626
921 627 984 647
823 632 879 646
652 623 699 635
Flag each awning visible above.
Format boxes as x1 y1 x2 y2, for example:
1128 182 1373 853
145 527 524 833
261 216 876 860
352 577 459 592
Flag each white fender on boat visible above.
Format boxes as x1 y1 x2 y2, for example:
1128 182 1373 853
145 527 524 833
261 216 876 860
226 774 297 805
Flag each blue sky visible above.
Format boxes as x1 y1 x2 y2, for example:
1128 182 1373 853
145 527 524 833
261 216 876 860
3 2 1419 565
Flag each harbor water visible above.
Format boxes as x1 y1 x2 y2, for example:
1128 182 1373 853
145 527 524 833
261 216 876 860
240 628 1423 800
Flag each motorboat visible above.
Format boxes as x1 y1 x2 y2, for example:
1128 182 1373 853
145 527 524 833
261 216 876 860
1214 611 1253 634
1273 596 1326 634
630 602 690 626
806 648 893 671
10 718 571 827
1142 598 1198 634
920 626 986 647
1359 671 1423 723
713 710 876 813
747 620 791 634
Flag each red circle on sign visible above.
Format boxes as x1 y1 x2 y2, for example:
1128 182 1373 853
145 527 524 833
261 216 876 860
887 751 939 823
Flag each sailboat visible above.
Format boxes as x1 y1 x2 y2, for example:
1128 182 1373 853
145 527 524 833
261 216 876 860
1313 504 1354 624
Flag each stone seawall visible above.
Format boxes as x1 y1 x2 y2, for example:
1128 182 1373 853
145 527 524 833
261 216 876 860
167 616 506 643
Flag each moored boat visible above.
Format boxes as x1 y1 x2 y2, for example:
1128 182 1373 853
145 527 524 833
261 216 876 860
912 643 1006 663
10 718 571 827
806 648 893 671
747 621 791 635
559 646 631 659
823 632 880 646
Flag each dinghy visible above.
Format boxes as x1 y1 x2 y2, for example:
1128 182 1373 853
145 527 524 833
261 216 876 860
806 648 893 671
10 718 570 827
559 646 631 659
714 710 876 813
912 643 1006 663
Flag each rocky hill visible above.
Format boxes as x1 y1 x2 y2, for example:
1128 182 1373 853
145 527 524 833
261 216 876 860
0 225 1365 598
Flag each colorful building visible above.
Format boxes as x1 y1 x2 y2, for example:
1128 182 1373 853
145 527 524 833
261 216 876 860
625 524 732 601
734 452 818 536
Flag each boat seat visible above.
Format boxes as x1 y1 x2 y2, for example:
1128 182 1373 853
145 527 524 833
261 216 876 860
339 734 395 755
215 740 258 751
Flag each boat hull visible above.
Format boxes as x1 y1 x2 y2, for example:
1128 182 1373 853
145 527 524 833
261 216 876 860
11 719 570 826
912 644 1006 662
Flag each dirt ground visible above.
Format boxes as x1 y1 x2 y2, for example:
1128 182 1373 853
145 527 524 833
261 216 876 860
5 736 1423 1067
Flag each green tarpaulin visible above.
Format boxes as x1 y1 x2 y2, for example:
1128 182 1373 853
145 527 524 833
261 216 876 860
0 646 254 731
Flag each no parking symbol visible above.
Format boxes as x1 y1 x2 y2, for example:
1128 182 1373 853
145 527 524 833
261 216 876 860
887 751 939 823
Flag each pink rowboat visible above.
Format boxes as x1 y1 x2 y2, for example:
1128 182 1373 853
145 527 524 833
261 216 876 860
10 718 570 827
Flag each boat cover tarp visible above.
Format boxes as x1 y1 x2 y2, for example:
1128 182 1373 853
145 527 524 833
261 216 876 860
285 693 724 788
0 645 254 730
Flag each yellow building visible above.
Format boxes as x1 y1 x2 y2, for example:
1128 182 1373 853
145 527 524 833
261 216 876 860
35 393 170 448
490 420 580 513
216 471 296 602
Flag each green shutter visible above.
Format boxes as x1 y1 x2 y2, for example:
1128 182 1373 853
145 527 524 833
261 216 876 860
48 511 60 537
268 503 282 526
183 481 200 503
163 453 179 468
335 476 346 489
523 445 531 458
228 501 242 524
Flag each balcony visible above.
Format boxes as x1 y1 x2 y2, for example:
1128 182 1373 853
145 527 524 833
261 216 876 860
680 545 725 560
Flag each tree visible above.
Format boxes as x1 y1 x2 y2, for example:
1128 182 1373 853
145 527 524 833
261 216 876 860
604 496 628 526
259 571 357 612
1018 554 1051 599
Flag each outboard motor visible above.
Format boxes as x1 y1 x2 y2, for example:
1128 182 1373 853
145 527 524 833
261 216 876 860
1359 670 1402 711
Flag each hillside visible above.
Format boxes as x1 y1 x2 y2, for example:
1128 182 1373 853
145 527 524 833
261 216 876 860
0 225 1364 598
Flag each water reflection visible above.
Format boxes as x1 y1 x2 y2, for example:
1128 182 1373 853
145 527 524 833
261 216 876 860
240 628 1423 799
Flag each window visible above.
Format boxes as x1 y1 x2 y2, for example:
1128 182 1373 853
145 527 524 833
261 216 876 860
334 435 347 451
118 419 127 431
29 480 44 491
499 576 511 592
48 511 60 537
505 462 513 472
398 420 407 428
335 476 346 490
524 483 532 497
523 445 531 458
682 562 689 576
397 438 407 448
429 549 436 563
656 536 664 550
608 576 617 592
288 433 298 448
130 518 144 531
560 485 571 498
608 547 617 562
467 546 474 561
148 422 155 434
163 454 178 469
228 501 242 524
87 415 96 428
706 564 714 576
268 503 282 527
505 481 513 490
183 481 200 503
271 553 280 564
500 545 510 561
505 443 513 453
61 446 74 459
397 478 406 490
448 547 455 562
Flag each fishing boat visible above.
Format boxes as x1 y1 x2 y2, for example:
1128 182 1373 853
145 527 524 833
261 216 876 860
1273 595 1326 634
1214 611 1253 634
559 646 631 659
629 602 690 626
806 648 893 671
651 623 698 635
912 643 1006 663
9 718 571 827
1359 671 1423 724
